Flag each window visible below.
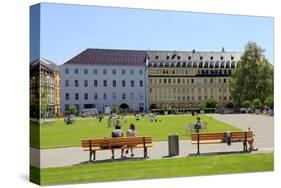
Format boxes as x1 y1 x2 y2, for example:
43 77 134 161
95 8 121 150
191 79 194 84
131 92 135 100
139 69 143 75
65 68 69 74
84 93 88 100
150 79 152 84
84 69 88 74
103 93 107 100
65 93 69 100
103 80 107 87
75 80 79 87
224 78 227 83
84 80 88 87
150 88 152 93
93 69 98 74
130 69 134 75
166 55 170 60
75 68 79 74
65 80 69 87
122 93 126 99
198 96 201 101
139 80 143 87
164 79 167 84
94 93 98 100
103 69 107 75
198 88 201 92
210 79 213 83
177 79 181 84
131 80 134 87
122 69 126 75
220 56 224 60
94 80 98 87
205 96 208 100
168 79 171 84
112 69 116 75
122 80 126 87
112 92 116 100
159 79 162 84
113 80 117 87
75 93 79 100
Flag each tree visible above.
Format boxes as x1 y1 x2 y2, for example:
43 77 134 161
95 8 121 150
229 41 273 106
242 100 251 108
205 98 218 108
68 105 77 115
111 105 118 113
40 87 48 119
264 96 273 109
252 99 262 109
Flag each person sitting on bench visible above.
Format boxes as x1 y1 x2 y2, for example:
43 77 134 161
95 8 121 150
111 125 126 159
125 123 137 157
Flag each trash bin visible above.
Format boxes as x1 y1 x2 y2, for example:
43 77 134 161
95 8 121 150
168 134 179 156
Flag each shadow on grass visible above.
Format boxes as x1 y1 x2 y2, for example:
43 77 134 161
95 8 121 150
73 156 148 166
188 150 252 157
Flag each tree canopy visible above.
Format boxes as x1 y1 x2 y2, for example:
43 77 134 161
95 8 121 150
229 42 273 106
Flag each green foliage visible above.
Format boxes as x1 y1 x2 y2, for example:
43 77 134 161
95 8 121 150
252 99 262 109
205 98 218 108
264 96 273 109
40 87 48 118
242 100 251 108
111 105 118 113
229 41 273 106
68 105 77 114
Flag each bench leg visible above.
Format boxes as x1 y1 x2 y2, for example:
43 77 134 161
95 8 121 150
144 147 148 158
89 151 93 162
93 150 96 161
243 142 248 152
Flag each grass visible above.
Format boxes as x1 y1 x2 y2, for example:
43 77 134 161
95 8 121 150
30 153 274 185
30 115 240 149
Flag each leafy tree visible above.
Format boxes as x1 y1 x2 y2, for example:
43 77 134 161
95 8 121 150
68 105 77 115
252 99 262 109
111 105 118 113
242 100 251 108
264 96 273 109
205 98 218 108
229 41 273 106
40 87 48 119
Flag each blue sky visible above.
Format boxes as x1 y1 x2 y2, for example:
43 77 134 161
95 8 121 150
31 3 274 64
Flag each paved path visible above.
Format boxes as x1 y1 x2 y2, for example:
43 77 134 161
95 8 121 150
30 114 274 168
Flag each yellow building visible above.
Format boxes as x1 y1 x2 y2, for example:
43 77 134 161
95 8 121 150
147 50 242 110
30 58 61 117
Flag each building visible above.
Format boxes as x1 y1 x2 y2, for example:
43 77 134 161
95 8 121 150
30 58 61 118
60 49 149 113
147 50 242 110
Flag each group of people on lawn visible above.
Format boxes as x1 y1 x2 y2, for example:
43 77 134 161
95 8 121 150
111 123 137 159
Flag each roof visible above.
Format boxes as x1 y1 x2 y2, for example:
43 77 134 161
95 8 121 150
147 50 243 68
30 58 60 72
64 48 147 66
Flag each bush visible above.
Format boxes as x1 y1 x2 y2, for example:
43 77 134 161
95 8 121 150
68 105 77 115
242 100 251 108
252 99 262 109
264 96 273 109
205 98 218 108
111 105 118 113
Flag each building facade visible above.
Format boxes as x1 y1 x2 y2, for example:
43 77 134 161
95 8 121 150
30 58 61 117
60 49 149 113
60 48 243 113
147 50 242 110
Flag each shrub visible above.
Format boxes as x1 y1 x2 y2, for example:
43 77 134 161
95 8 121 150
264 96 273 109
68 105 77 115
205 98 218 108
242 100 251 108
252 99 262 109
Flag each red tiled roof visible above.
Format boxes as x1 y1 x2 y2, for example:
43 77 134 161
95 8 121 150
64 48 147 66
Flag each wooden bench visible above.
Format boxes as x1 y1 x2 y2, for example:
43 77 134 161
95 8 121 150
191 131 254 153
81 136 153 161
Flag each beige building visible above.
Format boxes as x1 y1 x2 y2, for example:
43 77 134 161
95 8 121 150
30 58 61 117
147 50 242 110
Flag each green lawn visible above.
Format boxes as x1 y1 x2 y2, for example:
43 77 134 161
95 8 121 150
30 115 240 149
30 153 274 185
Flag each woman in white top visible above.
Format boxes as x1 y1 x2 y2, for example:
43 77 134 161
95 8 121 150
126 124 137 157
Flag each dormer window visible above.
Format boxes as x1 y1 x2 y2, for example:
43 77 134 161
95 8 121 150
210 56 214 60
155 55 159 59
188 55 192 60
200 56 203 60
231 55 234 60
220 56 224 60
177 56 181 60
166 55 170 60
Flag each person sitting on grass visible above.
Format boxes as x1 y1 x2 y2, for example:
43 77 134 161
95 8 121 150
111 125 126 159
125 123 137 157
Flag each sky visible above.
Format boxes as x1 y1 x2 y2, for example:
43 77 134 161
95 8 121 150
30 3 274 65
